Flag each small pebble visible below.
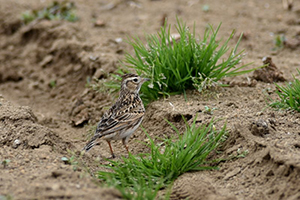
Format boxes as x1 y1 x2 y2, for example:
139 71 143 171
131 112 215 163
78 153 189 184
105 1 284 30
115 38 123 43
12 139 21 149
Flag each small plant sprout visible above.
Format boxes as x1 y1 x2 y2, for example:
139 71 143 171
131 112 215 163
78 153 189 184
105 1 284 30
61 155 78 171
273 34 286 50
103 19 254 105
21 11 36 24
269 69 300 112
61 157 69 164
203 105 217 114
236 148 249 158
49 80 56 88
202 5 210 12
2 159 11 168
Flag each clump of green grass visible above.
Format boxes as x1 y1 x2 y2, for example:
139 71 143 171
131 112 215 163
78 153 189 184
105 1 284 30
101 19 253 104
98 117 226 199
269 69 300 112
21 1 78 24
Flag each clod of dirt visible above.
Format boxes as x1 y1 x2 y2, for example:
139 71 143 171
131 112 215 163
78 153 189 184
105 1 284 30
235 31 251 40
249 119 270 137
69 97 90 126
252 57 286 83
223 167 242 181
249 118 277 137
0 69 23 83
286 18 300 25
0 3 22 35
168 113 193 123
69 89 112 126
283 38 300 49
39 54 53 67
0 99 71 151
94 19 106 27
282 0 293 10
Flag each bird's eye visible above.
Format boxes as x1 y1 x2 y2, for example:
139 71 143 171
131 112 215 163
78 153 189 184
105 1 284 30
133 78 139 83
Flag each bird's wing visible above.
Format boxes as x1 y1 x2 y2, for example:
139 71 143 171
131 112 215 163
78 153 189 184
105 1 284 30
95 109 144 137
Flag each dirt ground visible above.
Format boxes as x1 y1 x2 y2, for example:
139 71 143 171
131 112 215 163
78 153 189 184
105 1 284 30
1 0 300 199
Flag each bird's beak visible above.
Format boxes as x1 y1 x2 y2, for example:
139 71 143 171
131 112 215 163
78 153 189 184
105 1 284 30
143 78 150 83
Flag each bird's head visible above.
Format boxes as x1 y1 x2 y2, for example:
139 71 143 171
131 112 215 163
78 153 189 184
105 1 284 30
121 74 150 94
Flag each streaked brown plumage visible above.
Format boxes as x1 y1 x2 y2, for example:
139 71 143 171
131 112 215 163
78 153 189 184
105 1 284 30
83 74 149 158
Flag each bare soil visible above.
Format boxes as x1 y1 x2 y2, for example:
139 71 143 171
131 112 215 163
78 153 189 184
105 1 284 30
1 0 300 199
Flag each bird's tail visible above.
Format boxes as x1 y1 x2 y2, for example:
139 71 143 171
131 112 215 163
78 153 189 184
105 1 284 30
82 135 101 152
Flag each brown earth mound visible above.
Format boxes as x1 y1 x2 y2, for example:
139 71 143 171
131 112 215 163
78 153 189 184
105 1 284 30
0 99 69 150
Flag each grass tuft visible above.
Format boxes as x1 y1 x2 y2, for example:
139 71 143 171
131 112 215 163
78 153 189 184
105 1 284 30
269 69 300 112
21 1 78 24
99 19 254 104
98 117 226 199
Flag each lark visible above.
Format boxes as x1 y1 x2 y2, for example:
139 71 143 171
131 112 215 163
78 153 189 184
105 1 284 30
83 74 149 158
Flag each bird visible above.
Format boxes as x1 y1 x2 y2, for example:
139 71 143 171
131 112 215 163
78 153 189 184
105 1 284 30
82 73 150 158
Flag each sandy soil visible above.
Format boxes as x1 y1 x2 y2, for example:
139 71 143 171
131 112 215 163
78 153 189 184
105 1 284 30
1 0 300 199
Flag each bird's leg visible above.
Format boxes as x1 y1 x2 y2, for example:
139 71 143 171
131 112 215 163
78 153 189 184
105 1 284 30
122 138 129 154
106 140 115 158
